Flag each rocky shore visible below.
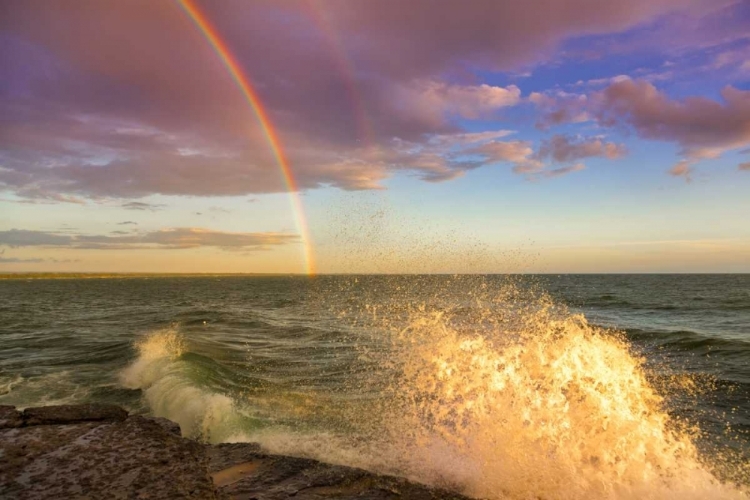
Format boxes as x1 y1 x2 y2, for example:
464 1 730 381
0 404 471 499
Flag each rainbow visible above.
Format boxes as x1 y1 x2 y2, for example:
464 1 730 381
176 0 316 275
304 0 376 149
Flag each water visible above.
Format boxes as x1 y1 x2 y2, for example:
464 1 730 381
0 274 748 499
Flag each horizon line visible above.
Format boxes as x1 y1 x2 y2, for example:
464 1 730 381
1 271 748 279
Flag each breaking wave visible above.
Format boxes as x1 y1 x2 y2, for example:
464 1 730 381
120 279 747 499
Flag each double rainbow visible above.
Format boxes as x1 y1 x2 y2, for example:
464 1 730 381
177 0 316 275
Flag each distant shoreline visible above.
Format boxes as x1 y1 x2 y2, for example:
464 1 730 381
0 272 302 280
1 272 748 280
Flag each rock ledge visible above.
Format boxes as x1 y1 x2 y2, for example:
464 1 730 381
0 404 471 500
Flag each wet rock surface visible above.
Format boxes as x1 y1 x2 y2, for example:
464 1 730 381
21 404 129 426
0 406 22 428
0 405 214 499
0 404 472 500
207 443 469 500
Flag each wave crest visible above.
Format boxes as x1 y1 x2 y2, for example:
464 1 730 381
120 327 238 442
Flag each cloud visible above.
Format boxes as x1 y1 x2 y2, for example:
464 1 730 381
471 140 536 164
669 159 693 181
323 0 724 77
294 131 544 188
594 79 750 161
0 229 73 247
208 206 231 214
570 75 631 89
0 143 373 198
0 228 298 251
0 257 45 263
738 162 750 171
369 131 610 181
465 135 615 179
396 82 521 125
469 140 542 173
17 191 87 205
0 192 86 205
512 160 587 179
117 221 137 225
388 134 540 182
540 2 746 73
544 163 587 178
122 201 165 211
309 159 391 190
536 135 627 163
428 130 515 146
533 78 750 174
713 45 750 74
0 0 732 201
0 248 44 263
0 248 80 264
529 91 591 129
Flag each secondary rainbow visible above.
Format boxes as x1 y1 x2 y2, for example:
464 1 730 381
304 0 377 149
176 0 316 275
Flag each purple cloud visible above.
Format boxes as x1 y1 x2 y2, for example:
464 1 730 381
536 135 627 163
0 0 744 202
0 228 298 251
534 78 750 175
595 79 750 161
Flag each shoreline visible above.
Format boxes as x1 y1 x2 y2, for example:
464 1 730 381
0 404 471 499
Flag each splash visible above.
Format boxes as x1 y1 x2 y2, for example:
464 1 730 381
175 0 316 275
322 277 748 499
120 278 748 499
367 303 738 498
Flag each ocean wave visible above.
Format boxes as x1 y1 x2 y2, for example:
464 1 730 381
569 294 750 312
625 328 750 354
119 328 248 442
121 293 748 500
0 370 93 409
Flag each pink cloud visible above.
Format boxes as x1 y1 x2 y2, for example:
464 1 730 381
399 82 521 122
469 139 591 179
533 78 750 175
545 163 587 178
324 0 723 77
0 0 739 201
382 82 522 135
529 91 591 129
0 227 298 251
669 159 693 181
536 135 627 163
595 79 750 160
471 140 535 163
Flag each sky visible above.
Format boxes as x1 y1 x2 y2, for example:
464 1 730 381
1 0 749 274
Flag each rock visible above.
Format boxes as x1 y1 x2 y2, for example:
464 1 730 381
207 442 470 500
0 404 473 500
149 416 182 436
0 405 23 428
0 415 215 499
21 404 128 426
